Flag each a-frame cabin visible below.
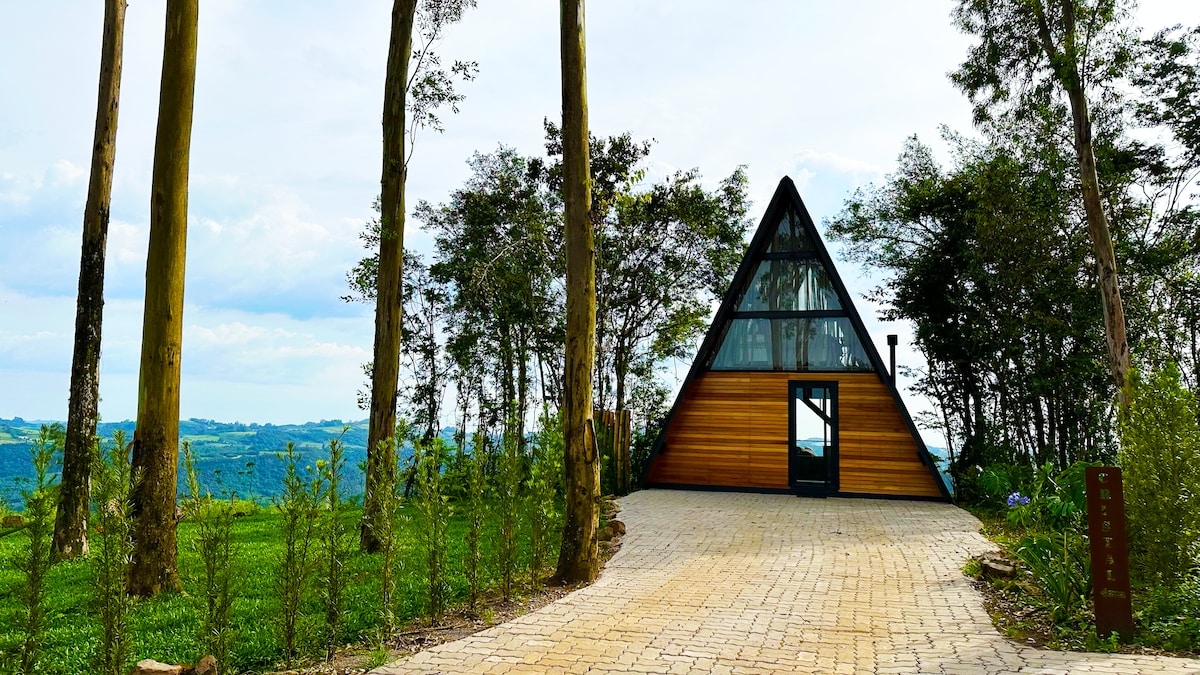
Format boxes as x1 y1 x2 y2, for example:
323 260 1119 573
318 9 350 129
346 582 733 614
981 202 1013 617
645 177 950 501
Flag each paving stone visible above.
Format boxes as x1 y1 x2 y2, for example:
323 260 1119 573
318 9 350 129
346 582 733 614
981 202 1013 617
370 490 1200 675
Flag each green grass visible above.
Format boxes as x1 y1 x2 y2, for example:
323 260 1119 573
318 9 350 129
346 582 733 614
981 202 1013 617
0 502 558 674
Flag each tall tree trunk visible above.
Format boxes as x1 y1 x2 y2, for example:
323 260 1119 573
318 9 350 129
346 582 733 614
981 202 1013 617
517 325 528 451
614 344 628 414
361 0 417 553
129 0 197 597
555 0 600 584
1034 0 1131 404
54 0 127 561
1065 82 1130 403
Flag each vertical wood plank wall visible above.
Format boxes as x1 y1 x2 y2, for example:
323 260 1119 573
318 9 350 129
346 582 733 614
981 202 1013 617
647 371 943 498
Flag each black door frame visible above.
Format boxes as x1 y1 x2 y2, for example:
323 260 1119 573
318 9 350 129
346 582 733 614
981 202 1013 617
788 379 839 496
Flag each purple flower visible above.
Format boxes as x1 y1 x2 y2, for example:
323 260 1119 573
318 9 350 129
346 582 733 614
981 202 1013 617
1007 492 1030 507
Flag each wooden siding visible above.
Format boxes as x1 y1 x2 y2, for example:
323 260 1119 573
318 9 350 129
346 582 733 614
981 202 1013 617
647 371 942 498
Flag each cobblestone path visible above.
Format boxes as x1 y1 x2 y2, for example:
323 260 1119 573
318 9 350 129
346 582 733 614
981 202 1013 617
372 489 1200 674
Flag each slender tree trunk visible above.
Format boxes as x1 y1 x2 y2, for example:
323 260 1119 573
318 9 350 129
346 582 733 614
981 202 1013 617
1065 83 1131 403
1034 0 1131 404
614 345 628 414
517 325 528 451
129 0 197 597
54 0 127 561
362 0 416 553
555 0 600 584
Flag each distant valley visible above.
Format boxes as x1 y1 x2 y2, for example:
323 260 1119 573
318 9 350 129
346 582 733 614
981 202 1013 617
0 417 455 509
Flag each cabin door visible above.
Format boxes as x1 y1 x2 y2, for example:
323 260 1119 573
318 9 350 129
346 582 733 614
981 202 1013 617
789 381 838 494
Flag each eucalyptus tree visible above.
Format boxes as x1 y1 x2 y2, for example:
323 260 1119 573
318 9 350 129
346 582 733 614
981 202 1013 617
420 147 563 444
363 0 476 552
951 0 1135 401
1130 26 1200 387
828 137 1114 488
54 0 127 560
592 167 750 421
556 0 600 584
129 0 197 596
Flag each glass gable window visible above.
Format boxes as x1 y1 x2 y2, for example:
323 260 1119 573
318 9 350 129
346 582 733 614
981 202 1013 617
737 259 841 312
766 208 815 253
711 317 872 371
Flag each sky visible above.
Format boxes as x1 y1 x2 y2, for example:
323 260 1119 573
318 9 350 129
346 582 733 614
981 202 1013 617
0 1 1192 429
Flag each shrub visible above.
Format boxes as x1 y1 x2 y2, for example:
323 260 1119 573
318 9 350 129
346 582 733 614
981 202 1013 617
274 442 325 667
496 417 524 600
528 410 564 588
463 430 489 611
1013 531 1092 622
183 441 238 670
413 437 450 622
320 431 352 660
368 426 409 636
91 431 138 675
15 424 63 674
1119 363 1200 588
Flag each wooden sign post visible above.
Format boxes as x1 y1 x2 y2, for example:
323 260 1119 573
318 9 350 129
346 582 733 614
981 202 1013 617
1085 466 1134 639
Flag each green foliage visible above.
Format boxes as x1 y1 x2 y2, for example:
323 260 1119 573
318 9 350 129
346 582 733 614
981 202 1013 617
0 492 561 673
367 433 407 636
496 418 523 600
90 430 138 675
1137 572 1200 651
962 557 983 579
629 428 656 490
183 441 237 669
528 411 564 588
13 424 62 674
463 431 488 610
1013 531 1092 622
828 136 1116 482
413 438 450 622
319 432 351 659
1118 363 1200 589
273 442 325 667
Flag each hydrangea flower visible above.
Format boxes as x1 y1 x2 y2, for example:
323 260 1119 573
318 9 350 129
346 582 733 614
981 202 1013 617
1007 492 1031 507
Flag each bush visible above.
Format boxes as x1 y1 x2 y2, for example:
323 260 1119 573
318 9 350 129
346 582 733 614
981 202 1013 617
413 437 450 622
183 442 238 670
319 431 352 660
528 410 564 588
463 430 489 611
1119 363 1200 589
91 431 138 675
274 442 325 667
1013 531 1092 622
14 424 63 674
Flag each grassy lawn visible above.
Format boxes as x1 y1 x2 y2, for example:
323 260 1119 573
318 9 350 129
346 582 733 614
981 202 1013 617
0 502 556 673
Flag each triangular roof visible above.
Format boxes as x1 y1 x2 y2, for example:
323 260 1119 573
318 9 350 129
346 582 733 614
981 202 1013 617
644 176 950 499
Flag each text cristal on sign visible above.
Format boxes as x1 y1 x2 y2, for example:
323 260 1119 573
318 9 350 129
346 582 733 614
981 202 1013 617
1085 466 1134 639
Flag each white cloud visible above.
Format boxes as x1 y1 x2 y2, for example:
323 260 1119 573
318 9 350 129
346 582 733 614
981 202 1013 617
51 159 86 185
0 172 41 206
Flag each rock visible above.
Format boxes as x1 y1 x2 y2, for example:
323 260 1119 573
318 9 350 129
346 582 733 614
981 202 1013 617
127 655 217 675
609 519 626 536
193 655 218 675
129 660 182 675
981 560 1016 579
598 524 615 541
2 515 24 528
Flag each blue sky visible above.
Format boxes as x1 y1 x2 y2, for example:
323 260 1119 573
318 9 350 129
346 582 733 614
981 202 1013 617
0 0 1190 428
